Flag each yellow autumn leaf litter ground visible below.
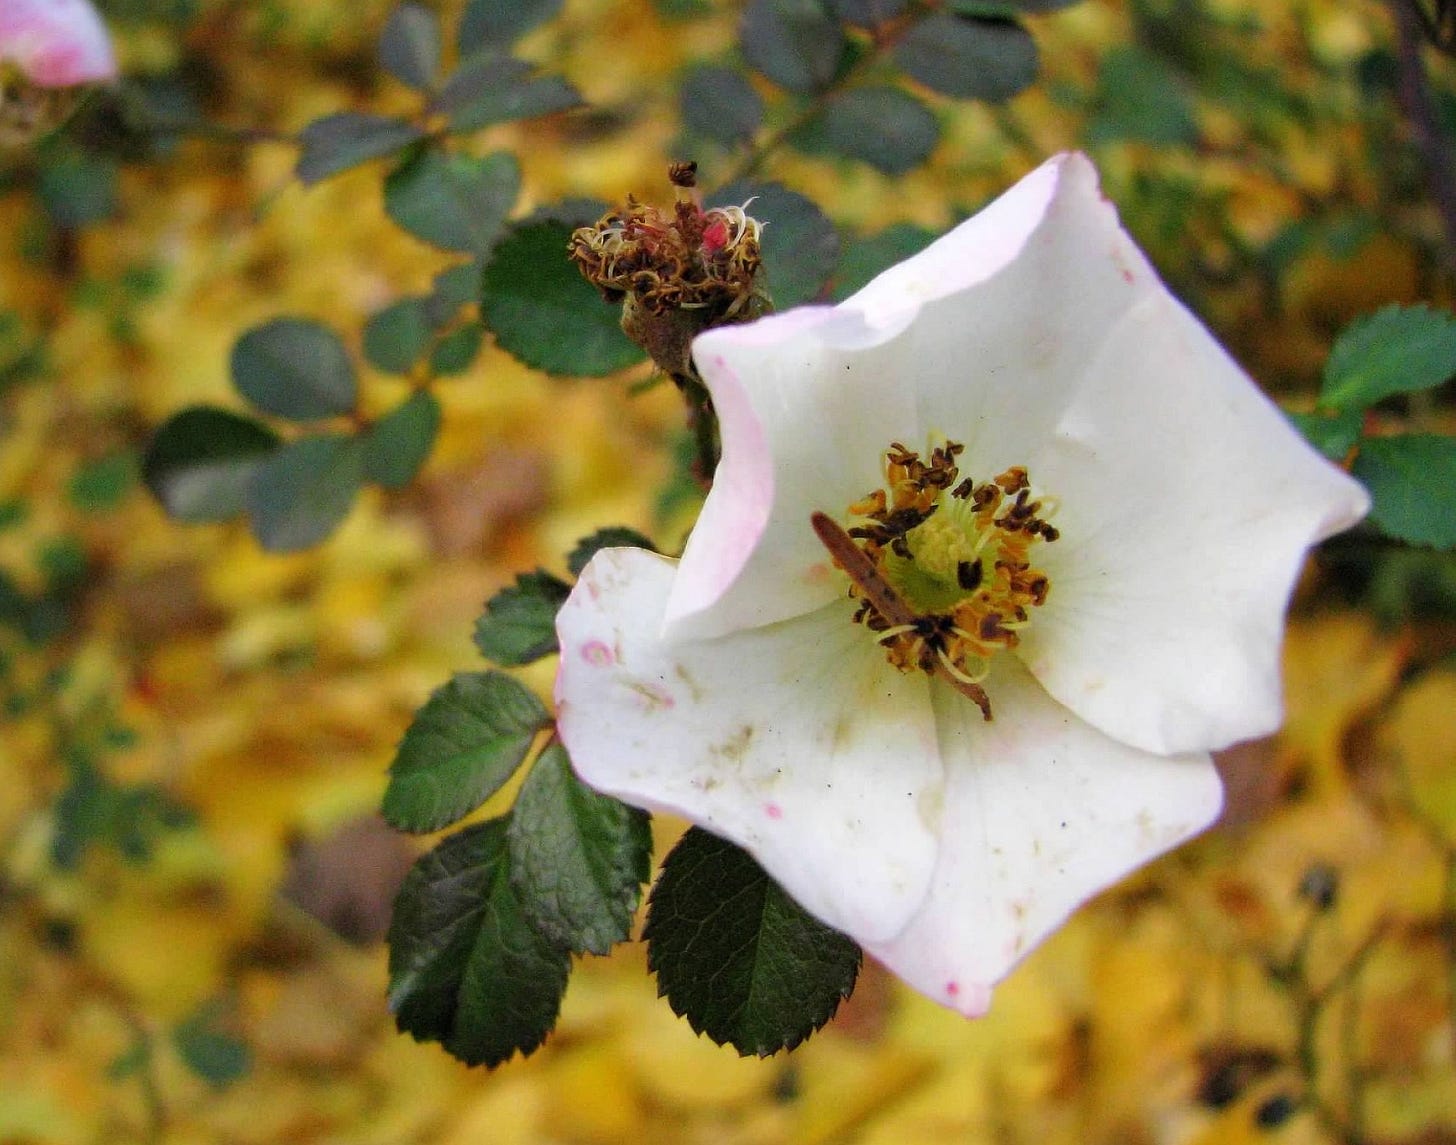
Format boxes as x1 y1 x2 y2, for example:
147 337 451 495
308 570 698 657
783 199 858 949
3 1 1454 1142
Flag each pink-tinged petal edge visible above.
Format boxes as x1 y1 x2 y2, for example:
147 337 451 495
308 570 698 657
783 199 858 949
0 0 117 88
556 547 943 945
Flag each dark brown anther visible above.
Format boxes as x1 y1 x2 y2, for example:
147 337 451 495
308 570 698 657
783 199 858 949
668 160 698 188
956 559 983 591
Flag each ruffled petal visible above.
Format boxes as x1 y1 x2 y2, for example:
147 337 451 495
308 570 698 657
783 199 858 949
863 659 1222 1017
672 153 1140 642
1018 289 1370 756
0 0 117 87
557 547 942 943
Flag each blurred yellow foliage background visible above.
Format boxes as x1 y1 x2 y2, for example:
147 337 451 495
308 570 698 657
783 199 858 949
2 1 1455 1142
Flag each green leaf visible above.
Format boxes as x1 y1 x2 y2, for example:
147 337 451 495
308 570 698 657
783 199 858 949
798 86 938 175
1086 46 1198 145
430 324 484 375
246 434 365 551
295 112 425 186
38 152 118 227
645 827 861 1056
740 0 847 94
893 14 1036 102
508 743 652 954
830 0 908 25
480 218 645 376
1320 304 1456 411
382 671 549 833
142 406 281 523
68 450 137 511
833 222 937 300
712 181 838 307
458 0 563 53
679 64 764 146
432 55 581 133
567 526 655 576
172 1002 250 1089
1352 434 1456 549
385 149 520 254
473 571 572 666
231 318 357 420
388 818 571 1067
363 391 441 488
379 3 441 90
1287 407 1363 461
363 296 433 375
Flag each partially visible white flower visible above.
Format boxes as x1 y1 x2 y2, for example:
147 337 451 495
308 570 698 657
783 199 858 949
554 153 1369 1015
0 0 117 88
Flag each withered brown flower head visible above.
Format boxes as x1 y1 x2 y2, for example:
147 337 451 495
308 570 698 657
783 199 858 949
568 163 770 379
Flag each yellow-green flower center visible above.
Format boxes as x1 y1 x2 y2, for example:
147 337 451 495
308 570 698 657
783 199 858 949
811 439 1059 721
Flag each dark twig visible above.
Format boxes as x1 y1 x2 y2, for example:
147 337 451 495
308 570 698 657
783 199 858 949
1390 0 1456 276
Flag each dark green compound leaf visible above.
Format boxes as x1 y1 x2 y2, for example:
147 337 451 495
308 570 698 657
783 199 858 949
797 86 939 175
432 54 581 133
382 670 550 833
458 0 563 54
741 0 847 94
567 526 656 576
479 219 645 376
379 3 441 91
1320 304 1456 411
644 827 861 1056
679 64 765 146
1287 406 1363 462
231 318 357 420
385 149 520 255
142 406 281 522
363 296 433 375
388 818 570 1068
245 434 365 551
172 1002 250 1089
893 14 1037 102
508 742 652 954
430 324 484 375
363 390 441 489
1353 434 1456 550
295 112 424 186
712 181 839 308
474 570 572 666
832 222 937 300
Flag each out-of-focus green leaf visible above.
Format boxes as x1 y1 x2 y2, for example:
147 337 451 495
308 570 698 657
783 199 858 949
1287 407 1363 461
379 3 441 90
429 324 483 375
295 112 424 186
363 297 433 375
832 223 937 300
432 55 581 133
741 0 846 93
246 434 365 551
894 14 1036 102
231 318 357 420
363 391 440 489
38 153 119 227
796 86 939 174
1086 46 1199 145
679 64 764 146
385 149 520 254
172 1003 250 1089
458 0 563 54
142 407 281 522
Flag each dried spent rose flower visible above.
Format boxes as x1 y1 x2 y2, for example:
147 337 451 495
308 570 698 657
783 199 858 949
554 152 1369 1016
568 162 769 381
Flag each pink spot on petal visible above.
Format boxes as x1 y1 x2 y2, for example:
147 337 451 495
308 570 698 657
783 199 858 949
581 640 614 667
1121 268 1135 284
764 802 783 820
946 980 960 997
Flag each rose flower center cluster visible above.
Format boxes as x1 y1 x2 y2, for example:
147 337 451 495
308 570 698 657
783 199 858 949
814 440 1057 720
